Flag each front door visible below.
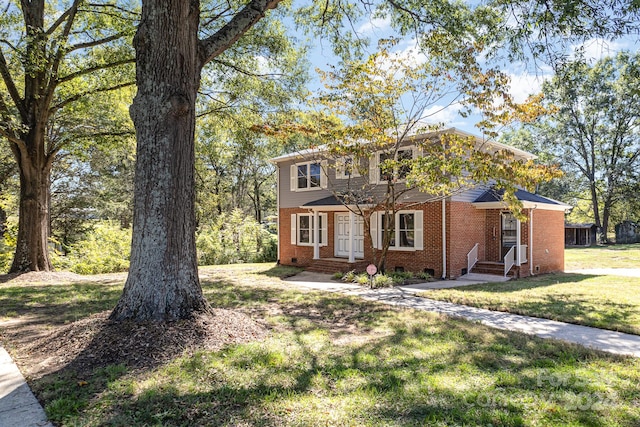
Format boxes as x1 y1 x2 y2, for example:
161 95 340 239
335 213 364 258
501 212 517 259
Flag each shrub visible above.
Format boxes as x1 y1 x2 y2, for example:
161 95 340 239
373 273 394 288
0 218 17 273
331 272 344 280
196 209 276 265
355 273 370 286
52 221 131 274
416 271 431 281
342 270 357 282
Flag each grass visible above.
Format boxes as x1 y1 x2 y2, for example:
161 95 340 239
2 264 640 426
419 273 640 335
565 244 640 270
419 245 640 335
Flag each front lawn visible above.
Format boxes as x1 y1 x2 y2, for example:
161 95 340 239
418 273 640 335
1 264 640 426
565 244 640 270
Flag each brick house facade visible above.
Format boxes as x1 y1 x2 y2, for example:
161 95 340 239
272 129 569 279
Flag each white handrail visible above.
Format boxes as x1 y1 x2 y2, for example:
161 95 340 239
504 246 515 277
467 243 479 274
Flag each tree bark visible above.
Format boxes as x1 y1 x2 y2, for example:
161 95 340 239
110 0 208 321
10 143 52 272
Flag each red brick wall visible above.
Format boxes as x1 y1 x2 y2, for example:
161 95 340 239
376 202 444 278
279 207 336 267
278 205 564 277
530 209 565 274
447 202 486 278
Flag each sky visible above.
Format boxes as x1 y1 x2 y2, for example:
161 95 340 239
294 12 638 136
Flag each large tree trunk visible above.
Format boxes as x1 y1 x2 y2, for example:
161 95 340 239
10 148 52 273
111 0 208 321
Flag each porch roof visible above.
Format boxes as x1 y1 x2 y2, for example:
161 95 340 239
301 195 373 211
472 188 571 211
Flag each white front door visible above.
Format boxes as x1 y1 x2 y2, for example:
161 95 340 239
335 213 364 258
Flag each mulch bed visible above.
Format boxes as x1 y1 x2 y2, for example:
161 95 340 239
10 307 267 378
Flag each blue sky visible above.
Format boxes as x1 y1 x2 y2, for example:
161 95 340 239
294 12 638 136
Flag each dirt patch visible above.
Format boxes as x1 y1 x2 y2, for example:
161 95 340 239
13 308 268 379
0 271 90 285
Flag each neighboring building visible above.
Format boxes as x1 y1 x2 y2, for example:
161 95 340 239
565 223 597 247
271 128 570 279
615 221 639 244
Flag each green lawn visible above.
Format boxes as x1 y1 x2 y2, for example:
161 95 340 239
2 264 640 426
419 245 640 335
565 244 640 270
419 273 640 335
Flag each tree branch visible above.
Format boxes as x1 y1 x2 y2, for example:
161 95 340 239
67 32 129 52
57 58 134 84
198 0 281 68
50 81 135 113
45 0 80 35
0 48 26 121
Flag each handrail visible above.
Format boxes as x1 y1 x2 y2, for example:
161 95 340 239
467 243 479 274
504 246 515 277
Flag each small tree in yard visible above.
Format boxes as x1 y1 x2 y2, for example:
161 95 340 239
299 42 558 271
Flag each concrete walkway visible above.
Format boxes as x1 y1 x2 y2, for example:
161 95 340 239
285 272 640 358
0 347 52 427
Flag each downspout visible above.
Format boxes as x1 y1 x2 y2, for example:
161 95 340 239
442 198 447 279
529 205 536 276
276 164 280 264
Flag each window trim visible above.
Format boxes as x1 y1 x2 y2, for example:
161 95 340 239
292 213 328 247
335 156 362 180
290 161 327 192
371 146 417 184
372 209 423 251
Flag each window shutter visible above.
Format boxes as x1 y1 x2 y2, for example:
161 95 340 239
321 213 328 246
370 212 379 249
291 214 297 245
414 210 424 250
320 160 328 189
369 154 378 183
290 165 297 192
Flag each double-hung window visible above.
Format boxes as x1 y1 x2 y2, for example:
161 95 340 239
336 157 361 180
374 147 416 183
291 213 327 246
371 210 423 251
290 161 326 191
298 162 321 189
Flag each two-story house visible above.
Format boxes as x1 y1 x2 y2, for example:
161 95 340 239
271 128 570 279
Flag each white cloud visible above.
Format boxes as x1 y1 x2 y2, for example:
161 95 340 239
507 71 548 103
420 104 464 127
357 16 392 35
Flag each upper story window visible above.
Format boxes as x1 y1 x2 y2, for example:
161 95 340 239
336 157 361 180
374 146 417 183
290 160 327 191
298 162 321 189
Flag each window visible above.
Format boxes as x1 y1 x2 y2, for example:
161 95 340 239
291 213 327 246
371 210 423 251
381 213 395 246
398 213 415 247
373 147 416 183
298 162 321 189
290 161 326 191
336 157 361 180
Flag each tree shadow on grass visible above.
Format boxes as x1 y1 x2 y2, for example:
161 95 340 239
24 273 640 426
